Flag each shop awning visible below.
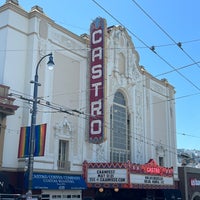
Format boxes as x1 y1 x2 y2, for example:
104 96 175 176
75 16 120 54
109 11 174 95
29 173 87 190
163 189 182 200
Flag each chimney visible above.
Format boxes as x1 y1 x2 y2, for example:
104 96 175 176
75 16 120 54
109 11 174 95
31 5 44 13
6 0 19 5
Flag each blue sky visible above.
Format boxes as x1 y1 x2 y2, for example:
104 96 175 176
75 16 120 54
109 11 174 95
1 0 200 150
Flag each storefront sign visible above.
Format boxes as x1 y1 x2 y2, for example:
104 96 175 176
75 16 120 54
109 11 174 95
130 159 173 177
89 17 106 144
87 169 128 183
29 173 87 190
191 178 200 186
130 174 173 185
83 159 175 189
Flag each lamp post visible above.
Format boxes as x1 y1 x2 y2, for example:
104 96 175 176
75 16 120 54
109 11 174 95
26 53 55 198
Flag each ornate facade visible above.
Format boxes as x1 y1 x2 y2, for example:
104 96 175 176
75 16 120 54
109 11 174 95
0 1 180 199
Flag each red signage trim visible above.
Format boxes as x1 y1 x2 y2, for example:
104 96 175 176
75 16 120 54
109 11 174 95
89 17 106 144
130 159 173 177
83 159 174 189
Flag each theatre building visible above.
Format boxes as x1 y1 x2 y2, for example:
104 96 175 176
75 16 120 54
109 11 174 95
82 160 181 200
81 17 181 200
0 1 181 200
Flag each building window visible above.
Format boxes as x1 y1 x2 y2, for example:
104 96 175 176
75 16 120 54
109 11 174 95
41 194 50 200
110 91 130 162
52 195 61 199
58 140 70 169
159 156 164 166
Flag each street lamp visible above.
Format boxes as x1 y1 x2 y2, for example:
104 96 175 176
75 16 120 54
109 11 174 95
27 53 55 197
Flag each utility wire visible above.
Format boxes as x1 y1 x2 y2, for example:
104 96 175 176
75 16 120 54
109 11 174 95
1 37 200 52
9 93 87 118
10 91 200 153
152 51 200 91
155 61 200 77
150 38 200 49
91 0 200 92
9 91 200 155
91 0 147 47
177 132 200 139
130 0 200 69
10 93 179 156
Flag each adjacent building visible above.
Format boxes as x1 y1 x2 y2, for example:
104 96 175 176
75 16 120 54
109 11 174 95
0 0 182 199
178 167 200 200
0 84 19 194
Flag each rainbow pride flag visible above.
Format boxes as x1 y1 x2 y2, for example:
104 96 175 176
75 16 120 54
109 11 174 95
18 124 47 158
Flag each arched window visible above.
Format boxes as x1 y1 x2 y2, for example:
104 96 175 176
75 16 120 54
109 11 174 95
110 91 130 162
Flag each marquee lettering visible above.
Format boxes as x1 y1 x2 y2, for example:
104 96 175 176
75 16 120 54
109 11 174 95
130 159 174 177
91 65 102 79
91 82 102 96
92 29 102 44
92 47 102 61
89 17 106 143
91 120 101 135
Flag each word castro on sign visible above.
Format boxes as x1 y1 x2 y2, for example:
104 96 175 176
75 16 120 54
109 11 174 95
89 17 106 144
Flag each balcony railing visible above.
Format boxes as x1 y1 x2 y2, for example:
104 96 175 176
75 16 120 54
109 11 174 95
57 160 70 171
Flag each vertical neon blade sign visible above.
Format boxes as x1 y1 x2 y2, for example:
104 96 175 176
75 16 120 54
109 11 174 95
89 17 106 144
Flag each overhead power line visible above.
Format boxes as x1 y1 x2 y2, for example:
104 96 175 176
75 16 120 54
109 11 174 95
155 61 200 77
91 0 200 92
177 132 200 139
0 37 200 52
9 93 86 118
9 89 200 154
130 0 200 70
